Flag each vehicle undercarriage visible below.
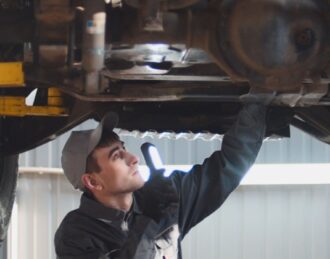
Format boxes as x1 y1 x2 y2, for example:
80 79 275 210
0 0 329 240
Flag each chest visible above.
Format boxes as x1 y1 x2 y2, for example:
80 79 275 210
98 217 181 259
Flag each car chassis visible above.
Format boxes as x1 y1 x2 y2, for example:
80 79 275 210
0 0 330 241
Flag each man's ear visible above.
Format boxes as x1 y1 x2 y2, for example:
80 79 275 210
81 174 103 191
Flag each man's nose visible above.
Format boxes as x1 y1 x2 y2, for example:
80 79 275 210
126 151 139 165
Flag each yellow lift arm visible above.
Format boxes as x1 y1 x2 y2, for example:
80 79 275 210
0 62 68 116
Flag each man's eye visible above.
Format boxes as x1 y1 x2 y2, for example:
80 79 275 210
119 150 125 159
112 150 124 160
112 153 119 160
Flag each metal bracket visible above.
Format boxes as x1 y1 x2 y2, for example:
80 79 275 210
141 0 164 32
274 83 329 107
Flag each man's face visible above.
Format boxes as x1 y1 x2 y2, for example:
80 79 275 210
89 140 145 195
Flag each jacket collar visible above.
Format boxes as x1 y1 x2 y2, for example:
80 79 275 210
79 192 142 222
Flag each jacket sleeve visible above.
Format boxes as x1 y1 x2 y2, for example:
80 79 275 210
171 103 266 237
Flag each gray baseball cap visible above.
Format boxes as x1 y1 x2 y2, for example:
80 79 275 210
61 112 119 190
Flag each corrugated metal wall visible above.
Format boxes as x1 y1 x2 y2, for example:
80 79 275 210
10 121 330 259
19 121 330 167
7 171 330 259
182 184 330 259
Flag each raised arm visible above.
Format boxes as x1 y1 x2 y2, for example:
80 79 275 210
171 103 267 237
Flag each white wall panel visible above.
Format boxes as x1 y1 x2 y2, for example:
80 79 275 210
180 184 330 259
7 171 330 259
8 173 81 259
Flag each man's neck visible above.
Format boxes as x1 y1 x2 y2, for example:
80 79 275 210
94 192 133 212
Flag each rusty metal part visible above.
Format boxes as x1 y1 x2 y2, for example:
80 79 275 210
115 9 189 44
1 0 329 97
23 61 329 106
35 0 73 22
105 65 169 75
107 44 189 63
210 0 330 90
34 0 74 44
103 1 329 93
138 0 164 32
2 0 328 106
39 45 68 67
274 83 329 107
102 69 232 81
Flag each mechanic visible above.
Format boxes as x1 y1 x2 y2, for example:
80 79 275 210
54 102 268 259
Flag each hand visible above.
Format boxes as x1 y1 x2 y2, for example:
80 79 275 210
240 86 276 105
265 107 294 135
135 169 179 221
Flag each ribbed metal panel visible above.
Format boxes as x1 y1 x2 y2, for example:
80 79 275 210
181 184 330 259
8 173 81 259
19 121 330 168
7 171 330 259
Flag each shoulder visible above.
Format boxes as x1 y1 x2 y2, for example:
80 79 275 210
55 208 96 244
55 209 83 238
54 210 95 254
58 209 87 227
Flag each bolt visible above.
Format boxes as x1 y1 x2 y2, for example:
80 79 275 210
294 28 315 52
